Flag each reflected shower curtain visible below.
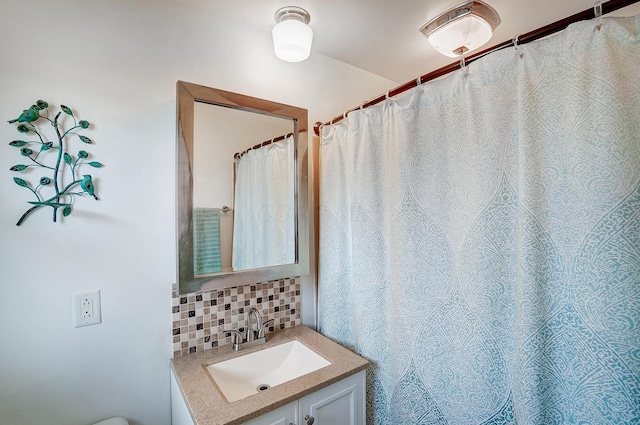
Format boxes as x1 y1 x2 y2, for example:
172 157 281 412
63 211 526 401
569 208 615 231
233 135 295 270
318 16 640 425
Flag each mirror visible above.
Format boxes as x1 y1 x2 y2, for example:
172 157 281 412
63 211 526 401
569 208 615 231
176 81 310 294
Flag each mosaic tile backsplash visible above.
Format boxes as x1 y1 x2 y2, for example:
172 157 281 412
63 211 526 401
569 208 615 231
172 277 301 357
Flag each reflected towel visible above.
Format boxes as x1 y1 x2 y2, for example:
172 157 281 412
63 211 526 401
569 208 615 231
193 208 222 275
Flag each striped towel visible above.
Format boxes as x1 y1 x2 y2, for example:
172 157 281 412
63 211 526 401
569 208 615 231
193 207 222 275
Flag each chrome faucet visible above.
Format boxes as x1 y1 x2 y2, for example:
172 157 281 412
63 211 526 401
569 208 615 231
246 307 262 342
230 308 274 351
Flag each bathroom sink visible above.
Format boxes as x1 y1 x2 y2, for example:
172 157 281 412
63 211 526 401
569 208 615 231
206 340 331 402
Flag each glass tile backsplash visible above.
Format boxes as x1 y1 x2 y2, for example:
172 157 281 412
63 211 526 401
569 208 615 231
171 277 301 357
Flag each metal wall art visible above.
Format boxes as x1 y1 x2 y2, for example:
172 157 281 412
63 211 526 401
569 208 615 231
7 100 103 225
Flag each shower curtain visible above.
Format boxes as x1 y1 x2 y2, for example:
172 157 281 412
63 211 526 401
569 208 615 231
233 135 296 270
318 16 640 425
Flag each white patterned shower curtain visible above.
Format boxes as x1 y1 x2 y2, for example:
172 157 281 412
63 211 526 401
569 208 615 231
318 16 640 425
232 135 295 270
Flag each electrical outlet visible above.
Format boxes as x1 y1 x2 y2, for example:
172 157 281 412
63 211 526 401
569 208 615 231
80 297 93 318
72 290 101 328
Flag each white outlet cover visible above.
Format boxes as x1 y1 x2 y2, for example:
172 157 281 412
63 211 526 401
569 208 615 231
72 290 102 328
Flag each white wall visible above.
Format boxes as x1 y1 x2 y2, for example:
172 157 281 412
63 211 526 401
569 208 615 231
0 1 394 424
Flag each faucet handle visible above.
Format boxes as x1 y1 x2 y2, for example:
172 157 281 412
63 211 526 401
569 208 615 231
258 319 274 338
229 330 243 345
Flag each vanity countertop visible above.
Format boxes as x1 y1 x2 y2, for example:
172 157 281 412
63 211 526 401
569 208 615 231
170 325 369 425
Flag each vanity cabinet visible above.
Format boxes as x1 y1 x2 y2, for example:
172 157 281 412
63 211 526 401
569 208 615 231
170 326 370 425
242 401 296 425
171 370 198 425
244 370 365 425
171 369 365 425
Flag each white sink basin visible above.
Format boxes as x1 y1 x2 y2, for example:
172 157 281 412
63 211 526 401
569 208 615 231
206 340 331 402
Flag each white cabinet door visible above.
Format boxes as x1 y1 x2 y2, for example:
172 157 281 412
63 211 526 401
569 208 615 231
171 370 195 425
243 401 297 425
298 371 365 425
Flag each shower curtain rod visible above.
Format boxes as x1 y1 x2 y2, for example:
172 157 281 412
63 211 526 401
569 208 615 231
234 132 294 159
313 0 640 136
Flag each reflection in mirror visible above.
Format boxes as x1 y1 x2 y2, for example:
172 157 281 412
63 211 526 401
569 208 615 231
177 81 310 294
232 133 296 270
193 104 295 273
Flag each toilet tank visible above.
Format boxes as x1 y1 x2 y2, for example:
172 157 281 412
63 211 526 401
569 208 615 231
93 418 129 425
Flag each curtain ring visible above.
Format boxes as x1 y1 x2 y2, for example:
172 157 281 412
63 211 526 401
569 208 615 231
594 1 603 30
329 118 336 134
513 34 520 50
385 91 390 100
459 57 469 77
416 76 422 86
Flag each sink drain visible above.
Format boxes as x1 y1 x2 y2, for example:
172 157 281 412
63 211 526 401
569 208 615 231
257 384 271 392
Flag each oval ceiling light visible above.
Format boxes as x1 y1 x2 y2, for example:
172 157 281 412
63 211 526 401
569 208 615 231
420 0 501 58
272 6 313 62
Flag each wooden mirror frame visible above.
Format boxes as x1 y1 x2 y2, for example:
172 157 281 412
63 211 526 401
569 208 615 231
176 81 310 294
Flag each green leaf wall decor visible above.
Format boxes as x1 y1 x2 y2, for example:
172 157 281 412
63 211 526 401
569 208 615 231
7 100 104 225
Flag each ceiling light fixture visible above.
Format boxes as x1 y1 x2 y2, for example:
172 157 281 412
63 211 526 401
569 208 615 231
420 0 501 58
272 6 313 63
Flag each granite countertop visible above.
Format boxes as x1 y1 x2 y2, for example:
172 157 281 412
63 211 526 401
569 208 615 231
170 325 369 425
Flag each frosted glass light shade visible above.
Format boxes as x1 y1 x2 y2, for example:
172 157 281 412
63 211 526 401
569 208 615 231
428 15 493 57
272 12 313 62
420 0 500 58
272 20 313 62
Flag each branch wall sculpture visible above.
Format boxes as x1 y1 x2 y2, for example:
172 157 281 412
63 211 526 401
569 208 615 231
7 100 103 225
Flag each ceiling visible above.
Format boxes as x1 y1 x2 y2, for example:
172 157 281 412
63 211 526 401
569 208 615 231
218 0 640 84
